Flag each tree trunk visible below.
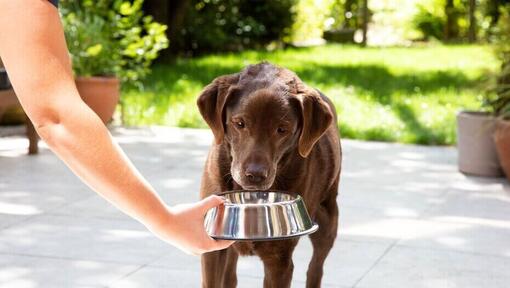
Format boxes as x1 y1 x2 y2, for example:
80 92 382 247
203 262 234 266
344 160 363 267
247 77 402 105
468 0 477 43
143 0 169 24
143 0 191 55
487 0 505 32
361 0 368 46
167 0 191 46
444 0 457 41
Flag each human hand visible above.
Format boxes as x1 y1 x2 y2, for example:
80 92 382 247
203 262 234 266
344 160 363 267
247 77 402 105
146 195 234 255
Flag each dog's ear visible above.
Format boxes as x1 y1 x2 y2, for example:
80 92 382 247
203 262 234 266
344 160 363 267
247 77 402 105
296 87 334 158
197 73 240 144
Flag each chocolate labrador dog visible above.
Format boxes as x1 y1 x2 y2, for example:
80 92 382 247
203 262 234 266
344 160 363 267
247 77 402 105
197 62 341 288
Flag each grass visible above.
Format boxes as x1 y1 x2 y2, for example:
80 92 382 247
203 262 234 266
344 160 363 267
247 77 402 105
122 44 499 145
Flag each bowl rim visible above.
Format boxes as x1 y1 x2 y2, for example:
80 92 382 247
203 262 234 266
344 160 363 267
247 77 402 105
215 190 302 207
210 223 319 241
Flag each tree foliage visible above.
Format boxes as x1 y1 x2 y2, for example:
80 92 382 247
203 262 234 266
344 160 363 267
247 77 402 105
412 0 510 41
168 0 296 54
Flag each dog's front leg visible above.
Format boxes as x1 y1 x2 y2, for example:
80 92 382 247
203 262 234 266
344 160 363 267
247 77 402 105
201 247 238 288
306 185 339 288
257 239 298 288
201 249 225 288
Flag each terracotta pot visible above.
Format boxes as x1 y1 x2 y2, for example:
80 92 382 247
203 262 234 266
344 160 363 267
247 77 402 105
456 111 503 177
494 119 510 181
0 106 26 125
75 76 120 124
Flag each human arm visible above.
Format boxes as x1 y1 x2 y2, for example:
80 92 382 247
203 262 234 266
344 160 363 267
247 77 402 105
0 0 232 255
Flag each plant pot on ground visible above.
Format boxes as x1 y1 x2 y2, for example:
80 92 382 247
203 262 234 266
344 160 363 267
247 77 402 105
461 5 510 180
60 0 168 124
456 111 503 177
493 62 510 181
75 77 120 124
494 119 510 180
492 6 510 181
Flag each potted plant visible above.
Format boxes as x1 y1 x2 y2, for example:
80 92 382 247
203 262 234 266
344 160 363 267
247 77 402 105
456 6 510 178
60 0 169 123
492 6 510 181
493 63 510 181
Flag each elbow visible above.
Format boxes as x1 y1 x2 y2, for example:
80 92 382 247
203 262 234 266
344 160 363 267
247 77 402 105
29 107 63 147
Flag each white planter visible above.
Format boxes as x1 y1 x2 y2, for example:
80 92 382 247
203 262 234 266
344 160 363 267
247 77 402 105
456 111 503 177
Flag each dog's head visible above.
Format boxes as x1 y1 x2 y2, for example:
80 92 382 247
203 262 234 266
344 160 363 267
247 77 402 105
197 62 333 190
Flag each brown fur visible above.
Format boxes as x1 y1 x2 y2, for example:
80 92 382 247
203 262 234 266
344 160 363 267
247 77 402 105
197 62 341 288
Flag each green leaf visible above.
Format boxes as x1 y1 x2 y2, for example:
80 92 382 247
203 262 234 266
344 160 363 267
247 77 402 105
119 2 133 16
86 44 103 56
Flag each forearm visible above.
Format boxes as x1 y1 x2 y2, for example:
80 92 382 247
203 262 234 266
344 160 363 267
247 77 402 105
38 100 167 227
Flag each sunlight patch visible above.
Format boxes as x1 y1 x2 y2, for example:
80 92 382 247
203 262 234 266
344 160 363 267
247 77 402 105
0 202 41 215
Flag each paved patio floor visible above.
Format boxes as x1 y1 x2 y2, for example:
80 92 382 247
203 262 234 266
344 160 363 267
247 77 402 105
0 126 509 288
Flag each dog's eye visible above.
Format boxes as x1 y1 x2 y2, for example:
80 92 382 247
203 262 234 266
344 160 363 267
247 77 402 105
236 121 245 129
277 127 287 134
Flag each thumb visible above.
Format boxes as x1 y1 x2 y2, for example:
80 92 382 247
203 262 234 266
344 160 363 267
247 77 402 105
199 195 225 213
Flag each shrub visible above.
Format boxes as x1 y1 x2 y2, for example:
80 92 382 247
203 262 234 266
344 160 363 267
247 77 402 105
411 0 475 42
412 4 445 40
60 0 169 88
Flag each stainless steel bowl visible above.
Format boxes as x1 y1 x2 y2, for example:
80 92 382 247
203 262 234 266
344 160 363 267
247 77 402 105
204 191 318 241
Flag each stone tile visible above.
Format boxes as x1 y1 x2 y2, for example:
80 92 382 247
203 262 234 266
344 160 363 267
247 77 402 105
108 265 350 288
148 238 389 288
424 179 510 222
355 246 510 288
148 237 386 287
396 179 510 257
0 152 92 231
339 187 446 223
398 218 510 258
145 246 201 271
0 214 32 230
0 214 169 266
339 205 406 244
108 267 263 288
0 187 91 222
0 253 138 288
50 170 203 220
342 217 468 244
291 238 392 287
338 142 459 222
1 148 92 227
1 148 86 189
341 213 510 259
2 127 510 288
50 195 131 221
341 140 459 188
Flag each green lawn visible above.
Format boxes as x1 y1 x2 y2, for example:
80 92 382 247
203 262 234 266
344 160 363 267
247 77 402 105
122 44 499 145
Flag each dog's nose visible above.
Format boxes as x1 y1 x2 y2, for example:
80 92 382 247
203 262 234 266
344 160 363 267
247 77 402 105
245 163 268 184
